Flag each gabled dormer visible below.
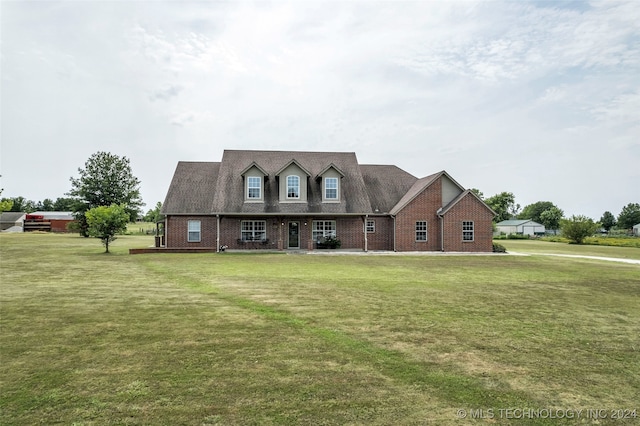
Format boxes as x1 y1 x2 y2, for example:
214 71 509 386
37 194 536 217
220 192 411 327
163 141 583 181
240 162 268 202
276 159 311 203
316 163 345 203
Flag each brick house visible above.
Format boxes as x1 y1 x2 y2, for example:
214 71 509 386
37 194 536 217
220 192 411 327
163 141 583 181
160 150 495 252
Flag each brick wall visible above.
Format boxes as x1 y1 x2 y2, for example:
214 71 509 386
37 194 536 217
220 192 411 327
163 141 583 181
165 192 494 252
441 194 494 252
365 216 394 251
166 216 218 248
394 178 442 252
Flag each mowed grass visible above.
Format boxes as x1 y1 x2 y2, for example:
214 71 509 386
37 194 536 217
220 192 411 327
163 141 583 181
498 239 640 260
1 234 639 425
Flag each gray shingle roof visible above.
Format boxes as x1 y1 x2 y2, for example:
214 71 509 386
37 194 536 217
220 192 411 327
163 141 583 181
359 165 417 213
211 150 372 214
163 150 482 217
162 162 220 214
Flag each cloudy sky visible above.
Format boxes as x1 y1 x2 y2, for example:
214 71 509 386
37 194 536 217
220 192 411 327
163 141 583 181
2 0 638 219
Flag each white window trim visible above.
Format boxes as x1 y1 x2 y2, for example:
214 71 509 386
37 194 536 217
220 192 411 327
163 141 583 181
366 219 375 233
312 220 336 241
246 176 262 201
286 175 300 199
415 221 427 242
241 220 267 241
463 221 474 242
324 177 339 201
187 220 201 243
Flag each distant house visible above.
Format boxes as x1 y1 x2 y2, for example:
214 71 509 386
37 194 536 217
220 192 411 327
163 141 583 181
0 212 26 231
23 211 75 232
160 149 497 252
495 219 545 236
634 223 640 237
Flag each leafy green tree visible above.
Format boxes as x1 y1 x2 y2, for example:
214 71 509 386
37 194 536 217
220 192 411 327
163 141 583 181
68 152 143 236
561 215 598 244
143 202 163 223
470 188 484 199
600 211 616 232
539 206 564 233
484 192 520 222
9 197 36 213
85 204 130 253
0 198 13 212
617 203 640 230
40 199 55 211
53 197 78 211
0 185 13 212
518 201 557 223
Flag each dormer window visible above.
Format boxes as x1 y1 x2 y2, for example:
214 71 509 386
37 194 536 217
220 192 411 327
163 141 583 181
247 176 261 199
276 160 310 202
325 177 338 200
287 175 300 199
241 162 268 202
318 163 344 203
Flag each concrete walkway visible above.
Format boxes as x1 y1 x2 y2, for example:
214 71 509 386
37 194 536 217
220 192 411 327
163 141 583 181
508 252 640 265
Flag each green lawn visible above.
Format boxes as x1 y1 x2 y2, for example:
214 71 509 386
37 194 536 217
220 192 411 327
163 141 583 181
1 233 639 425
497 239 640 260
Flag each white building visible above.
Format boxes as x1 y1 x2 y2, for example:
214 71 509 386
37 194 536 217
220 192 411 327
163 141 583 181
496 219 546 236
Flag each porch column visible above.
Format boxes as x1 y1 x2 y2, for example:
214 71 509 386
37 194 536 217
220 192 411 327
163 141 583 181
363 215 368 252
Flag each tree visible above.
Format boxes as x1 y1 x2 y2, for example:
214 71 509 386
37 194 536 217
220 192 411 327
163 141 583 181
40 198 55 211
9 197 36 213
53 197 78 211
561 215 598 244
0 198 13 212
143 202 163 223
470 188 484 199
68 152 143 236
617 203 640 230
484 192 520 222
539 206 564 233
0 182 12 212
600 211 616 232
518 201 556 223
85 204 130 253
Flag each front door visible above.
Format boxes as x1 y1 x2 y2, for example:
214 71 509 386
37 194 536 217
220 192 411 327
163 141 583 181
288 222 300 249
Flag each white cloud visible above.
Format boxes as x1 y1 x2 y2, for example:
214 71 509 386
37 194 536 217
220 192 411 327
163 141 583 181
1 0 638 217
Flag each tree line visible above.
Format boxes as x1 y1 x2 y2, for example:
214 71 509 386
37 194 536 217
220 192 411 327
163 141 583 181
1 152 162 252
3 153 638 249
473 190 639 243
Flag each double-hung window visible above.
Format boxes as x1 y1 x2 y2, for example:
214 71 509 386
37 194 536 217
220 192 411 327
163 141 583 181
415 221 427 241
247 176 261 199
366 220 376 233
187 220 201 242
462 221 474 241
312 220 336 241
241 220 266 241
325 177 338 200
287 175 300 199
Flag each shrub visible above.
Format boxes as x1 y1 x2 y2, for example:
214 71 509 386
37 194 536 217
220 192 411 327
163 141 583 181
492 243 507 253
507 233 530 240
561 215 599 244
323 236 342 249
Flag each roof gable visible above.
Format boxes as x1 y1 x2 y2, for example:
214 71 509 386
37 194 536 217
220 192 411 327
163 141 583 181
438 189 497 217
496 219 542 226
317 163 345 179
240 162 268 176
389 171 465 215
275 159 311 177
